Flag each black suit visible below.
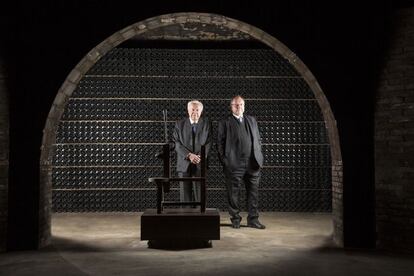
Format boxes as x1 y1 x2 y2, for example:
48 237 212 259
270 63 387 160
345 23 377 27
173 117 211 202
217 114 264 223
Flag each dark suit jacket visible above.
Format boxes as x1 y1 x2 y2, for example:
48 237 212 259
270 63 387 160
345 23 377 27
217 114 264 171
173 117 211 172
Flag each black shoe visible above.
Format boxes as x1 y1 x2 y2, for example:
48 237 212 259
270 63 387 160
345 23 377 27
247 220 266 229
231 220 241 229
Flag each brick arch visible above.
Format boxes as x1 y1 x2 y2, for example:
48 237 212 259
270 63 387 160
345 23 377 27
39 12 343 247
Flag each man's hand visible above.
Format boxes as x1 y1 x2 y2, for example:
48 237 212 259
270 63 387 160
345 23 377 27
188 153 201 164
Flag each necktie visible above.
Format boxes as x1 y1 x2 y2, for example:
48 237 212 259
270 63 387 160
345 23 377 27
191 123 197 152
239 117 243 123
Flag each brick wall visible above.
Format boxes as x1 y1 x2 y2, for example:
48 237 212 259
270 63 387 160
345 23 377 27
0 56 9 252
375 6 414 254
332 161 343 246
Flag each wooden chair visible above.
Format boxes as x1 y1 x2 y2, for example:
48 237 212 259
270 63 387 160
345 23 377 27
149 145 207 214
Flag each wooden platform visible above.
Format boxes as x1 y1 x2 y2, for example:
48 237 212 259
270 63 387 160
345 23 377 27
141 208 220 241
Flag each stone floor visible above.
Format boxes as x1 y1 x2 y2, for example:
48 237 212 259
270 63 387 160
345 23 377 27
1 212 413 275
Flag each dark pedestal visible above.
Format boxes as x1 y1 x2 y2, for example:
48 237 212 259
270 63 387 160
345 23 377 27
141 208 220 248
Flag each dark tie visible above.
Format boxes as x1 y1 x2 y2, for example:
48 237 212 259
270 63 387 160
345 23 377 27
191 123 197 152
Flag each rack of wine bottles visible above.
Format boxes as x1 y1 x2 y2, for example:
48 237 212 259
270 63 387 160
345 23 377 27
52 48 331 212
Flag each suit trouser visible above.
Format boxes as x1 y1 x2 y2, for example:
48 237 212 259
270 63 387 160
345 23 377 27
224 159 260 223
178 164 200 203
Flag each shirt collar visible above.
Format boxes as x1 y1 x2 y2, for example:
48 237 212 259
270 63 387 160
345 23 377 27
232 114 243 120
189 118 198 124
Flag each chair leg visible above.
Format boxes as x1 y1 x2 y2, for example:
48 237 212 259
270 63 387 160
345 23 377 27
201 180 206 213
156 182 162 214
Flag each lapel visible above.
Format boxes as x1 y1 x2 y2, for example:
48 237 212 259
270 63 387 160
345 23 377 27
183 118 191 144
244 115 251 129
244 115 256 142
184 118 191 131
228 115 237 140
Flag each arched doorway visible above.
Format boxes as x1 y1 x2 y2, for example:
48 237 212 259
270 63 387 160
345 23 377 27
39 12 343 247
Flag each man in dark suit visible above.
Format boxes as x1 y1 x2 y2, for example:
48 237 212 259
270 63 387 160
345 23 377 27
173 100 211 204
217 95 265 229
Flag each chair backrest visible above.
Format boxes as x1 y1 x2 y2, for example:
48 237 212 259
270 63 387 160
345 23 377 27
162 143 170 178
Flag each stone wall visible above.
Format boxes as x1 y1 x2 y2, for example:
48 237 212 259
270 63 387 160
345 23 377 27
332 160 343 246
375 6 414 254
0 56 9 252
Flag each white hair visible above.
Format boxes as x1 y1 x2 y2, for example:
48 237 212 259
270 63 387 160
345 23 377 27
187 100 203 110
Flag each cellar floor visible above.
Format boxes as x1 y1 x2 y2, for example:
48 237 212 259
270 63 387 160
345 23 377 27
1 212 413 276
